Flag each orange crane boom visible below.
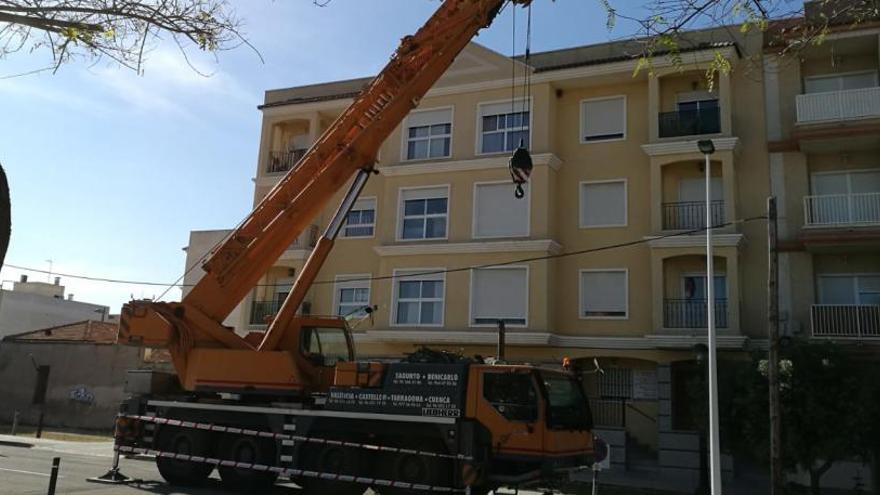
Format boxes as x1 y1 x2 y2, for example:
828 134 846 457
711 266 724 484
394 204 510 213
119 0 533 386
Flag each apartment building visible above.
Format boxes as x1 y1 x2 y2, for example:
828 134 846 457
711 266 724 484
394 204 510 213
764 4 880 346
213 26 769 489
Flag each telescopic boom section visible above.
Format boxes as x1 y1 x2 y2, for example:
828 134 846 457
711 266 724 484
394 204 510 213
119 0 532 354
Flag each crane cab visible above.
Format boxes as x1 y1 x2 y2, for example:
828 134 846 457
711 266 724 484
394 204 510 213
172 316 356 396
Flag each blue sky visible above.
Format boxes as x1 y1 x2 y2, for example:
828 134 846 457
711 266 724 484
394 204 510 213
0 0 646 312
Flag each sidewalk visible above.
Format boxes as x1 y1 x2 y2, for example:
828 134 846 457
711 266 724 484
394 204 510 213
0 433 114 458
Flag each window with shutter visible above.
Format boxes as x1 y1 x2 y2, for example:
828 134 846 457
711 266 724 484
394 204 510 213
404 108 453 161
470 267 528 326
473 182 529 238
392 269 446 326
398 186 449 240
580 269 628 318
580 180 627 228
478 100 531 154
581 96 626 142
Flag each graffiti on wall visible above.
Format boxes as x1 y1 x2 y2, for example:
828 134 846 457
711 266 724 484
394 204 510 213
69 385 95 405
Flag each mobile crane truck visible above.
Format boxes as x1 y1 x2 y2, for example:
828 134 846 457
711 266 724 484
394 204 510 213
102 1 597 493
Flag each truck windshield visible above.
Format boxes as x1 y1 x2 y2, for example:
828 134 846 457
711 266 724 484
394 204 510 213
540 372 593 431
302 326 351 365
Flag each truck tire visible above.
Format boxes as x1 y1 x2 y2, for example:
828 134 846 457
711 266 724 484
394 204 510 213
299 440 365 495
375 438 451 495
155 427 214 486
217 435 278 492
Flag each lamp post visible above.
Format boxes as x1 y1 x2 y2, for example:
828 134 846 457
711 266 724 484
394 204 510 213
697 138 722 494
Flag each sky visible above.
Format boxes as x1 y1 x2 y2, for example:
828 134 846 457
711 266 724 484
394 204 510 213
0 0 648 313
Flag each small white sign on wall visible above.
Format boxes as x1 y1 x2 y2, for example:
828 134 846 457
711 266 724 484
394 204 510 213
632 369 658 400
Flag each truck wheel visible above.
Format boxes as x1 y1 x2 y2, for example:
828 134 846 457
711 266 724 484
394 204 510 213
299 442 365 495
217 435 278 492
378 451 450 495
155 427 214 486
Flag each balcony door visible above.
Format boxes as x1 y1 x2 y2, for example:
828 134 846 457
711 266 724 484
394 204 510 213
676 178 723 228
810 170 880 224
804 71 878 94
682 274 727 301
818 275 880 306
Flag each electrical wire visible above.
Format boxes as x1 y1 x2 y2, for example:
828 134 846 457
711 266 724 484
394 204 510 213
3 216 767 290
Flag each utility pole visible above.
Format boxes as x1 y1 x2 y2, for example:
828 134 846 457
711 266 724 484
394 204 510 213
767 196 782 495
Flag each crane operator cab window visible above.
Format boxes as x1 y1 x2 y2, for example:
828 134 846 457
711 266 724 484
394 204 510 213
540 372 593 431
482 371 539 422
301 326 351 366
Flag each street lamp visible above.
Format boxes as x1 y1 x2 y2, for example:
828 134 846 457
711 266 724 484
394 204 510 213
697 138 722 494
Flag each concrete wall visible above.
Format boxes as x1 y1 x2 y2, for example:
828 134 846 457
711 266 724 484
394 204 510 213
0 291 109 339
0 342 142 430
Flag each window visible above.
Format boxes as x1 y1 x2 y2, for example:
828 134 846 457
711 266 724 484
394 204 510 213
580 180 627 228
580 269 628 319
804 71 878 94
471 267 528 326
301 326 351 366
404 108 452 160
393 270 445 326
818 275 880 305
334 275 371 318
342 198 376 238
581 96 626 142
541 371 592 430
478 100 530 154
676 91 719 113
399 186 449 240
482 372 539 422
682 274 727 300
473 182 529 238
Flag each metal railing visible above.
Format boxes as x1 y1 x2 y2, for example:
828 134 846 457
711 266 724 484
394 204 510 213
803 192 880 226
664 299 728 329
250 300 283 325
796 86 880 124
662 200 725 230
811 304 880 339
588 398 625 428
658 106 721 138
267 149 307 174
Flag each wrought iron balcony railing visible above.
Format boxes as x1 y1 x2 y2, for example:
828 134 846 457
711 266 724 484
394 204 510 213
662 200 725 230
658 106 721 138
663 298 728 329
267 149 307 174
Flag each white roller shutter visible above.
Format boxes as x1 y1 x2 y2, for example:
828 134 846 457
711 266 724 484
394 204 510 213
474 183 528 237
580 270 627 317
471 268 527 323
580 181 627 227
407 108 452 128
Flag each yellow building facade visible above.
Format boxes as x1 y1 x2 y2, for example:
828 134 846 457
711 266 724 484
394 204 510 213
181 16 879 488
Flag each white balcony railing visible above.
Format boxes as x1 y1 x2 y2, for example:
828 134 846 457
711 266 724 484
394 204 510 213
811 304 880 339
803 192 880 226
796 86 880 124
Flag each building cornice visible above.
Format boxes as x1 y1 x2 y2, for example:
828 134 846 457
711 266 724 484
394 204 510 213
353 330 750 350
261 46 738 115
646 233 744 249
373 239 562 257
640 137 740 157
379 153 561 177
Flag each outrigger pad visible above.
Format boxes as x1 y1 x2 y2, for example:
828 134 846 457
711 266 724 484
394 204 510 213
86 468 132 484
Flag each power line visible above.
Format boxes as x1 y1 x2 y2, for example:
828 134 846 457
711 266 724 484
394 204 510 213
2 215 766 290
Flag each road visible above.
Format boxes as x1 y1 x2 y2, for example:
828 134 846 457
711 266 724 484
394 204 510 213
0 436 305 495
0 436 551 495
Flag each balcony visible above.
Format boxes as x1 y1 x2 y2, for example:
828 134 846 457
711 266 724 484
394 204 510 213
267 149 307 174
290 224 320 250
803 193 880 227
250 300 282 325
663 299 728 329
658 107 721 138
662 200 724 230
811 304 880 339
796 87 880 124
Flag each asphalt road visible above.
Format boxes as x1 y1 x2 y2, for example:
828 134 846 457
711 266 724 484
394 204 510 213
0 437 548 495
0 436 305 495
